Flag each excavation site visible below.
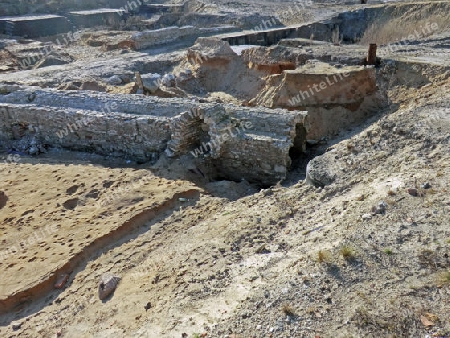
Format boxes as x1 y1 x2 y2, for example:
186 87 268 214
0 0 449 337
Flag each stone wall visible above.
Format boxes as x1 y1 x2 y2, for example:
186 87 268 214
0 104 170 160
253 62 386 141
68 9 125 29
131 26 197 50
0 0 132 17
206 107 308 185
140 4 185 15
131 26 238 50
0 15 72 38
0 86 308 185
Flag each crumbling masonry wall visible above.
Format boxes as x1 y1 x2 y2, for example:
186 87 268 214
0 86 308 185
0 15 72 38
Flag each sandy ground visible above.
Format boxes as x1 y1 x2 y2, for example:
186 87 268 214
0 1 450 337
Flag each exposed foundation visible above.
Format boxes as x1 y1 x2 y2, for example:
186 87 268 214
0 86 308 186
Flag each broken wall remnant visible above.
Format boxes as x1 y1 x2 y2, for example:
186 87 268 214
140 4 185 15
68 9 126 29
186 38 266 99
0 86 308 185
0 15 72 38
131 26 237 50
132 26 196 50
253 61 385 141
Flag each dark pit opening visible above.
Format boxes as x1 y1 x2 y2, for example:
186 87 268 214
289 123 307 163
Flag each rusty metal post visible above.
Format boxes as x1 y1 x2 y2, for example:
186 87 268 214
367 43 377 65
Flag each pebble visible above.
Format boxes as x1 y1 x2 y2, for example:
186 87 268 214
421 182 431 189
11 321 22 330
407 188 418 196
362 213 372 220
372 200 388 214
107 75 122 85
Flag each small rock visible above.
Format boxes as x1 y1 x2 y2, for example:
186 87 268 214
407 188 418 196
362 213 372 220
11 321 22 330
372 200 388 214
28 146 39 155
421 182 431 189
107 75 122 85
161 73 175 87
355 194 365 201
256 244 270 254
54 273 69 289
140 73 161 93
80 81 106 92
98 273 121 300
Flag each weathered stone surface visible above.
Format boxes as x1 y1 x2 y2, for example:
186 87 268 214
253 61 386 140
141 73 161 93
68 9 125 29
0 15 72 38
132 26 196 50
98 274 121 300
131 26 236 50
305 154 338 188
33 52 73 69
0 86 308 185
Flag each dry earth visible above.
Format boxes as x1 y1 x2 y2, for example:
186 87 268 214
0 1 450 338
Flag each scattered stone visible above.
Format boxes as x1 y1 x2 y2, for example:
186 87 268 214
98 273 121 300
256 244 271 254
362 213 372 220
161 73 175 87
355 194 365 201
11 321 22 331
305 156 337 188
54 273 69 289
372 200 388 214
421 182 431 189
80 81 106 92
107 75 123 85
407 188 418 196
144 302 152 311
141 73 161 93
28 146 39 155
